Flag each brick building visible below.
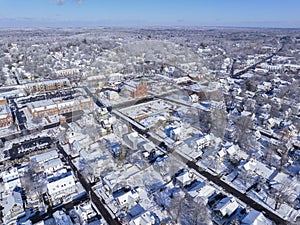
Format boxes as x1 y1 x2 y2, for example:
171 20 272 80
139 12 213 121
24 78 71 94
0 102 14 127
27 97 93 118
125 81 148 98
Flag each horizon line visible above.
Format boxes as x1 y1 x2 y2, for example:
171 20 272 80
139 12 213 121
1 24 300 30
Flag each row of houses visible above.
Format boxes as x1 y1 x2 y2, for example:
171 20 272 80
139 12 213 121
27 97 93 118
30 150 78 204
24 78 71 94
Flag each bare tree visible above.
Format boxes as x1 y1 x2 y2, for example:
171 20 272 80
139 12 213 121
169 191 211 225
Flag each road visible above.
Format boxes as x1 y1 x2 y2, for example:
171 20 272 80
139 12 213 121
10 99 27 131
186 161 287 225
231 39 285 78
56 142 121 225
83 86 105 108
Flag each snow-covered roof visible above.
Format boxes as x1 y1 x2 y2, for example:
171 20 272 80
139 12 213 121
1 167 19 182
115 189 139 207
214 197 239 217
129 211 154 225
25 78 70 88
53 210 73 225
0 104 11 119
241 210 272 225
242 159 276 179
30 150 59 164
47 174 76 197
43 158 63 171
1 191 24 223
176 171 194 186
197 184 216 199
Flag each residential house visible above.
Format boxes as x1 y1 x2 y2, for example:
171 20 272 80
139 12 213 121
1 167 21 191
53 210 73 225
113 122 129 138
72 202 99 224
170 127 182 141
123 132 141 150
1 191 25 225
43 158 64 175
30 150 59 166
195 134 213 150
175 171 195 188
27 97 93 118
214 197 239 218
128 204 155 225
113 187 139 209
241 159 276 181
56 68 80 77
241 210 273 225
47 174 77 204
24 78 71 94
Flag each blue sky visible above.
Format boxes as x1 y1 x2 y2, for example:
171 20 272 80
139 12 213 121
0 0 299 28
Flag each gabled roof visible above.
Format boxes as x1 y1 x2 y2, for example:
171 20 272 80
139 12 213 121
30 150 58 164
242 159 275 179
241 210 272 225
214 197 239 217
176 171 193 186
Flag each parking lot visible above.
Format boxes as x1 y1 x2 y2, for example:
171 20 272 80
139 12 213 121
5 136 52 160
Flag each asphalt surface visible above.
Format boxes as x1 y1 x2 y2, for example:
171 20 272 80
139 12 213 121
10 99 27 130
232 40 285 79
5 136 52 160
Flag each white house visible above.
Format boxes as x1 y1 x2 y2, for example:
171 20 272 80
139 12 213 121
129 211 155 225
242 159 276 180
115 189 139 208
1 191 25 225
214 197 239 218
43 158 64 175
53 210 73 225
175 171 195 187
73 202 98 224
123 132 141 150
195 134 213 150
1 167 21 191
170 127 182 141
47 174 77 203
30 150 59 165
241 210 273 225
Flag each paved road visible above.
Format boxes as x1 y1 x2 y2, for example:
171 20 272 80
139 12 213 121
56 142 121 225
10 99 27 131
232 40 285 78
186 161 287 225
83 86 105 108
